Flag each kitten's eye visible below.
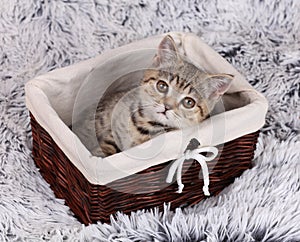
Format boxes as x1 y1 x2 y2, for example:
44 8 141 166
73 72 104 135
181 97 196 109
156 80 169 93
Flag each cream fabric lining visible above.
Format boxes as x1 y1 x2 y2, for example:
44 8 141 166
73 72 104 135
25 32 268 185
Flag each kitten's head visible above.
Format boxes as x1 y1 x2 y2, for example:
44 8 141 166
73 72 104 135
140 35 234 129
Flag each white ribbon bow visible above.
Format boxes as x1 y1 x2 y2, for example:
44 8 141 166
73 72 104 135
166 146 218 196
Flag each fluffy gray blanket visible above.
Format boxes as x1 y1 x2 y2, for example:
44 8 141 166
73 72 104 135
0 0 299 241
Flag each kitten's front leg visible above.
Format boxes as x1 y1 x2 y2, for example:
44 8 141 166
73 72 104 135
97 133 121 157
91 141 119 157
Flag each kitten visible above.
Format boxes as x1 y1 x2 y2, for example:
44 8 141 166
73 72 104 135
78 35 233 157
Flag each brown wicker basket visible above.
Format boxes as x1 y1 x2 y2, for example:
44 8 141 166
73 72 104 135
30 112 259 225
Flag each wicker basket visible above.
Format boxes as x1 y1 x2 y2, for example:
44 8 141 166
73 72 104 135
30 113 259 224
26 32 267 224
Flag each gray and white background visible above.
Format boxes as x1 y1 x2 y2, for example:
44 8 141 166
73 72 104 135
0 0 299 241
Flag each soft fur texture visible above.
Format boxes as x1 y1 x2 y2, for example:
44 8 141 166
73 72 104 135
0 0 299 241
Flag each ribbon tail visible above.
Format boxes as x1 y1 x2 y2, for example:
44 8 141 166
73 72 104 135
194 154 210 196
166 157 185 183
175 159 185 193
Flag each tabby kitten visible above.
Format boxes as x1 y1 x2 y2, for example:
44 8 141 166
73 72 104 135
88 35 233 157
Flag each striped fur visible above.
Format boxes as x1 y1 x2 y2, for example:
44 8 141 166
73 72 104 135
90 35 233 157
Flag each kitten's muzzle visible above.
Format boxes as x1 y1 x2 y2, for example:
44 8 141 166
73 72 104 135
160 103 172 116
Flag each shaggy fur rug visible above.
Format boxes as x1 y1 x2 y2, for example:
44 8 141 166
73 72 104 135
1 0 299 241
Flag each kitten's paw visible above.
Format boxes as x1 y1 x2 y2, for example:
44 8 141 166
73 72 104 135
91 147 105 157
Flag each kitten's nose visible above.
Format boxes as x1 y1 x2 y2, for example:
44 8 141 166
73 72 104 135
164 98 175 111
164 103 172 111
163 98 174 111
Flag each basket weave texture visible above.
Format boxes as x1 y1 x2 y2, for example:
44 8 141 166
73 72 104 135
30 113 259 224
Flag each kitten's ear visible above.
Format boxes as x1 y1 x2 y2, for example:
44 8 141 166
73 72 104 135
207 74 234 100
153 35 181 67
